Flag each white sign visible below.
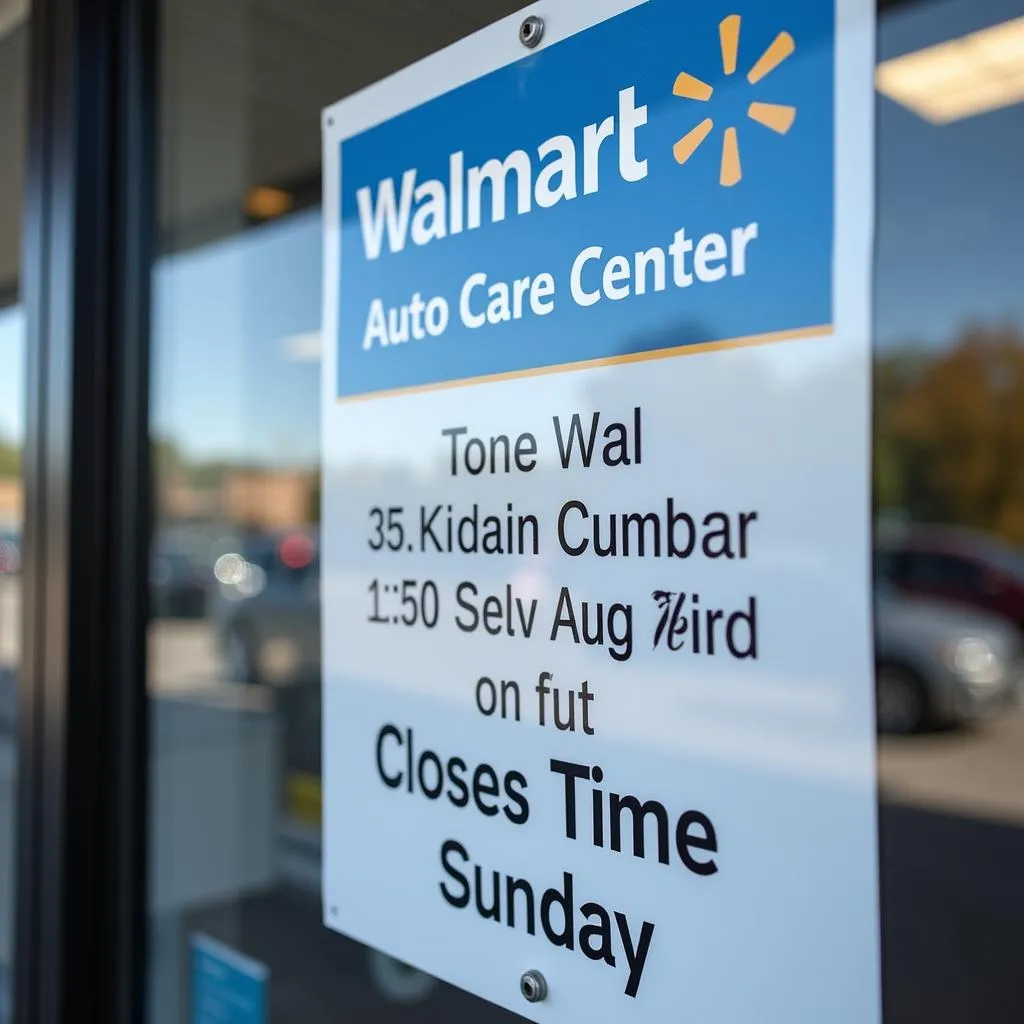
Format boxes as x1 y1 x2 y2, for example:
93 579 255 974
321 0 879 1020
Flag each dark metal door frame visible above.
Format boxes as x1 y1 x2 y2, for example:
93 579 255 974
14 0 155 1020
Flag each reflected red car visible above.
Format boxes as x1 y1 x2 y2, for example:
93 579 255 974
877 526 1024 632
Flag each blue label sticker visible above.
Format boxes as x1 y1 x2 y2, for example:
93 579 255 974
191 935 268 1024
336 0 834 399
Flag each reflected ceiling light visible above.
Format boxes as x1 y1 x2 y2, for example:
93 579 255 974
244 185 294 220
876 15 1024 124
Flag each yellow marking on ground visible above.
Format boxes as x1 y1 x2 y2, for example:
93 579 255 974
286 771 322 826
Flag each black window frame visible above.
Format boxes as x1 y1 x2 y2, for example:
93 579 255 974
14 0 155 1021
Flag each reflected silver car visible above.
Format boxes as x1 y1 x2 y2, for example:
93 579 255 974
875 584 1022 733
213 530 320 687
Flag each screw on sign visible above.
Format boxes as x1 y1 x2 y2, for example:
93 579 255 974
519 15 544 49
520 969 548 1003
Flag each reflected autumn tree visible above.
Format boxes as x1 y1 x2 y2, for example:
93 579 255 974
875 325 1024 544
0 436 17 479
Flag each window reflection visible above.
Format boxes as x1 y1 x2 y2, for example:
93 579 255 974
148 0 1024 1021
0 306 22 1024
0 6 28 1020
873 3 1024 1021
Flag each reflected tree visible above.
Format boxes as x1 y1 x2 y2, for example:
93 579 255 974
0 435 18 478
875 326 1024 543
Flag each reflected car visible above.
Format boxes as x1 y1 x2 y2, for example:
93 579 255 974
213 530 323 784
875 583 1021 733
878 525 1024 633
213 529 320 687
151 547 209 619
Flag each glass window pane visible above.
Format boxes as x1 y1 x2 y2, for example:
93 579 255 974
147 0 1024 1021
149 3 528 1022
876 1 1024 1019
0 4 29 1021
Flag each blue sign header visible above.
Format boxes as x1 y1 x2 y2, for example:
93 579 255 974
335 0 834 399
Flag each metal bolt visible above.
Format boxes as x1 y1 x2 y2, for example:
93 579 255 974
519 15 544 49
520 969 548 1003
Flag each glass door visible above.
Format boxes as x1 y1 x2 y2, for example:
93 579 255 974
0 3 29 1021
148 3 528 1021
147 1 1024 1021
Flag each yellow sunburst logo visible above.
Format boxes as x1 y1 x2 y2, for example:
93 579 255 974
672 15 797 187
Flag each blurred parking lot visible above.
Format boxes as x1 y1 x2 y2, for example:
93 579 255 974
5 572 1024 826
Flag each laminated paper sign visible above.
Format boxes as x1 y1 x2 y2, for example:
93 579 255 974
321 1 879 1020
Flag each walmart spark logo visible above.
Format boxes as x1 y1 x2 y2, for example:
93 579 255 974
672 15 797 187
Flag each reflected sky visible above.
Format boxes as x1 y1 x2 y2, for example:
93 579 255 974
148 92 1024 466
1 0 1023 464
149 0 1024 467
0 307 24 444
876 95 1024 346
151 210 322 465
